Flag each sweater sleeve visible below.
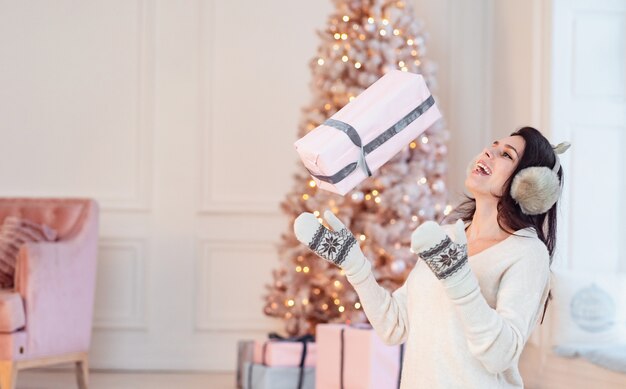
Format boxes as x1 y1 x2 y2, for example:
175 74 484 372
344 257 410 345
442 243 550 374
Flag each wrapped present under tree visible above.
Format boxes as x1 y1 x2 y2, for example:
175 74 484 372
315 323 404 389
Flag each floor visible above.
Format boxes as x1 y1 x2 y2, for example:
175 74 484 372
17 370 236 389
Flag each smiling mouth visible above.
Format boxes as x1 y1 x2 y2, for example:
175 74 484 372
474 161 492 176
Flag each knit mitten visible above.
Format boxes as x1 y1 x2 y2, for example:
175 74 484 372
294 210 366 275
411 219 471 285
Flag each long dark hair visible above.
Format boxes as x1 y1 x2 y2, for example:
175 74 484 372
450 126 563 324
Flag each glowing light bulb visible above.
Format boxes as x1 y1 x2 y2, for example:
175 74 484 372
409 141 417 149
342 55 349 62
374 197 381 204
296 266 302 272
359 234 366 241
342 15 350 22
407 39 414 45
354 62 362 69
372 190 379 196
334 33 341 40
302 194 309 200
379 29 386 36
313 210 320 217
317 58 325 66
398 61 405 67
355 302 361 309
303 266 310 273
393 29 400 36
341 33 347 40
368 17 374 24
382 19 389 25
309 180 316 187
338 306 345 313
286 299 295 307
421 136 429 144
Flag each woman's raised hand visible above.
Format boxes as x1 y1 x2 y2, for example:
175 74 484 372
411 219 469 281
293 210 365 272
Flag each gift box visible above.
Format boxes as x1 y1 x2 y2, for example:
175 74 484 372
294 70 442 195
252 334 316 367
236 340 255 388
315 323 404 389
243 362 316 389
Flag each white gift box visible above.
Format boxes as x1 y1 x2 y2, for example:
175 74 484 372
294 70 442 195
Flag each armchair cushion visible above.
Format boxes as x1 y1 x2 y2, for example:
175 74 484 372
0 290 25 333
0 216 57 288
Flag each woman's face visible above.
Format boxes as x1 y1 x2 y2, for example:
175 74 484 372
465 135 526 198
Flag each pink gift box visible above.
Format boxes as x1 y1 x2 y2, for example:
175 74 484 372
253 339 317 367
294 70 442 195
315 323 403 389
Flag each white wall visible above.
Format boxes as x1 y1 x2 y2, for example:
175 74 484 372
412 0 494 203
0 0 331 371
0 0 557 371
551 0 626 272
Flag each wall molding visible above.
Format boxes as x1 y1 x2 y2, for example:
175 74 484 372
197 0 279 215
94 237 149 331
98 0 155 212
194 238 277 331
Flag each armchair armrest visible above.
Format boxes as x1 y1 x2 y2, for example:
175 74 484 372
13 201 98 358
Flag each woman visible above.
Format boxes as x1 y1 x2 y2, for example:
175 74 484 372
294 126 569 388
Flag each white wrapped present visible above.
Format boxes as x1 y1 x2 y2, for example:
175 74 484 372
294 70 442 195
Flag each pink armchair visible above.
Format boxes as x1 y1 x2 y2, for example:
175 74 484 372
0 198 98 389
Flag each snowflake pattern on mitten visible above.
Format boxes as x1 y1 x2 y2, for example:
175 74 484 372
419 236 468 280
308 225 357 266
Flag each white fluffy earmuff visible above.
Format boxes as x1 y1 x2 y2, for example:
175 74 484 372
510 142 571 215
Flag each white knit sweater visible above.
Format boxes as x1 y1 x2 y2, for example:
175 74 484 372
345 223 551 388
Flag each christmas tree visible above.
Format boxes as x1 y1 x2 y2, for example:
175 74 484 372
264 0 451 336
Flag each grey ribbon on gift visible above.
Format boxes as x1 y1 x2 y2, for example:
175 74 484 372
308 95 436 185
